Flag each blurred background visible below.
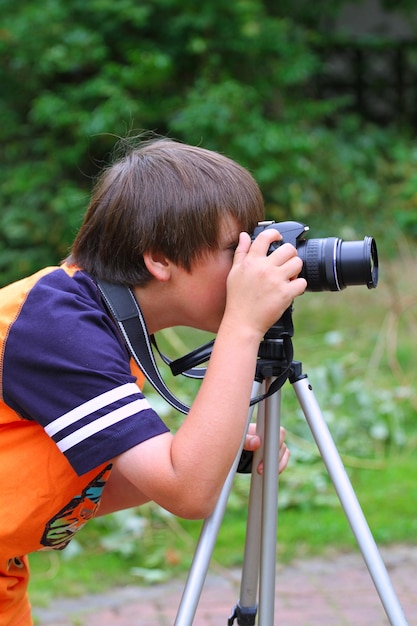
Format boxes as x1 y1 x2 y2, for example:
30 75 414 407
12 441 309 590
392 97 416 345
1 0 416 606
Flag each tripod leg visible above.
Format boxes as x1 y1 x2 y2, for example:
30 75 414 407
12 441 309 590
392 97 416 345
173 468 235 625
292 374 409 626
257 387 281 626
229 390 265 625
230 382 283 626
174 382 261 626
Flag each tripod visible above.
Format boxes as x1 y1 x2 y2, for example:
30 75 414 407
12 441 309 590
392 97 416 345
173 312 409 626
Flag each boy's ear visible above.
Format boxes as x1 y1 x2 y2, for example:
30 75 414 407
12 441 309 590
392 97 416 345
143 251 172 282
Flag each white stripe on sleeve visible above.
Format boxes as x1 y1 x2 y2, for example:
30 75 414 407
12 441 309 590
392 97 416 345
45 383 142 437
56 398 151 452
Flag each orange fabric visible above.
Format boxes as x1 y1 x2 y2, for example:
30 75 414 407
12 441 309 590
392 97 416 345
0 411 111 558
0 557 32 626
129 358 146 390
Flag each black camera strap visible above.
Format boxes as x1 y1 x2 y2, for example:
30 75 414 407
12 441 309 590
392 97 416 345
153 336 214 378
96 279 197 415
97 279 292 408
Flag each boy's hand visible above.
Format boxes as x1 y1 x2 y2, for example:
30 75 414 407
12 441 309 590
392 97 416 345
244 424 290 475
225 230 306 339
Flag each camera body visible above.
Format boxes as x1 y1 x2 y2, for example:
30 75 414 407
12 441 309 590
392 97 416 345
251 220 378 292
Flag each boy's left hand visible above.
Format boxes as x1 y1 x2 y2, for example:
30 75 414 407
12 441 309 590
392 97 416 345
244 424 290 475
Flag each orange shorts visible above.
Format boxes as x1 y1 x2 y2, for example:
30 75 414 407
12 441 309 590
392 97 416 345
0 556 32 626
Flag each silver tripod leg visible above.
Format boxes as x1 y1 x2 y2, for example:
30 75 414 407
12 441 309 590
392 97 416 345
234 394 264 620
293 374 409 626
232 381 283 626
258 385 281 625
173 381 261 626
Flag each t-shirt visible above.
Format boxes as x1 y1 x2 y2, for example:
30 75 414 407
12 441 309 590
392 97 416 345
0 263 169 559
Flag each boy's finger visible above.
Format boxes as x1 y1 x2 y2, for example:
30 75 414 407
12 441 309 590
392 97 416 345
233 232 251 260
250 228 283 255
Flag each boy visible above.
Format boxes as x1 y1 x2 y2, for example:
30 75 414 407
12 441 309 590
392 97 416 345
0 137 306 624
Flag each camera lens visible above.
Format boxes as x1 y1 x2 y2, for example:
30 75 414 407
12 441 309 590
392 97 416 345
297 236 378 292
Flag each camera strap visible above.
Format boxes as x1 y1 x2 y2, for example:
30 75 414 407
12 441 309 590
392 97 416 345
96 280 292 413
96 279 199 415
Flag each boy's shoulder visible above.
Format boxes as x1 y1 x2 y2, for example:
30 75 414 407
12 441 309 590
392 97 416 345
0 264 100 320
0 264 96 305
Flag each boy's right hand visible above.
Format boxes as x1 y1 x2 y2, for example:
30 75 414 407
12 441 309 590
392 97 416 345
225 230 306 339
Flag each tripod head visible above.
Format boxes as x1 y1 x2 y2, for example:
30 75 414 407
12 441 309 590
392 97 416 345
167 305 296 379
250 306 296 405
258 306 294 362
163 305 297 408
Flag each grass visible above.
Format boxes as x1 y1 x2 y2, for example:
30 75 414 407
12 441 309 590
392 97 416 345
29 250 417 607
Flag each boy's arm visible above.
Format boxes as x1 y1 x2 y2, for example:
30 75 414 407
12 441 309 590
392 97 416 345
96 465 151 516
98 425 290 516
112 232 304 520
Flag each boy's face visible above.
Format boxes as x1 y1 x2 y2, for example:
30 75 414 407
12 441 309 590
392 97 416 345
173 214 240 333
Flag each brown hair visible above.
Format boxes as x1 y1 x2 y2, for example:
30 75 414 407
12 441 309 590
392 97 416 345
69 137 265 286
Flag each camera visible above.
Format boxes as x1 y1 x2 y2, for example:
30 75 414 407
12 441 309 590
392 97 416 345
251 220 378 292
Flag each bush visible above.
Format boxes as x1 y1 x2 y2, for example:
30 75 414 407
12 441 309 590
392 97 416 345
3 1 417 285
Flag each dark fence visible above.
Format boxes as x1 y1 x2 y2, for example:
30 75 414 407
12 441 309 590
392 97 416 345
312 40 417 129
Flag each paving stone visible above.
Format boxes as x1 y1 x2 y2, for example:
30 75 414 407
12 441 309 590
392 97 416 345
32 545 417 625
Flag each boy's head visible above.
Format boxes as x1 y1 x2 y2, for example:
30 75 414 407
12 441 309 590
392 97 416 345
69 137 265 286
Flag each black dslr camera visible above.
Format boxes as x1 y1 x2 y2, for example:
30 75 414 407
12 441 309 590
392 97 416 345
251 220 378 292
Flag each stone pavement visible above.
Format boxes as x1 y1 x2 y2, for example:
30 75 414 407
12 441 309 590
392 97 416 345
33 545 416 625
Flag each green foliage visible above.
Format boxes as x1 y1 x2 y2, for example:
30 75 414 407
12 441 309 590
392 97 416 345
282 120 417 245
3 0 417 285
